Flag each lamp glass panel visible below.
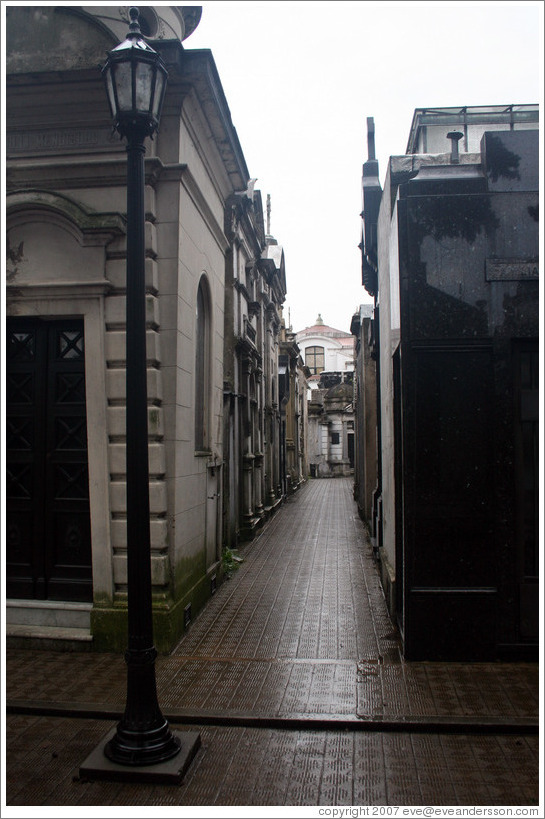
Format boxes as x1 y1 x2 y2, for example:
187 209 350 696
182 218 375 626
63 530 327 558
152 71 165 119
105 67 116 117
135 62 154 112
113 61 133 112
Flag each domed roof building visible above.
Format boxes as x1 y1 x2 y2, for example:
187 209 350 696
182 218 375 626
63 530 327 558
295 315 354 390
295 316 355 479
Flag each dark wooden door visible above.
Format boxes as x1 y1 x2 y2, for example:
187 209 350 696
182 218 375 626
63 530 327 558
347 432 354 468
514 342 539 642
6 318 92 602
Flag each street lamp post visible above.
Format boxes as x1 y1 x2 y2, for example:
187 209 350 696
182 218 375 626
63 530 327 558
80 7 200 783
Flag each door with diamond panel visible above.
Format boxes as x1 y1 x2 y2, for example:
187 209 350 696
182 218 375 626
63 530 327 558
6 318 92 602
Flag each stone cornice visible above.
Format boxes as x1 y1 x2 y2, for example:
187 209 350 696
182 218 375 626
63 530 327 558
153 43 249 196
7 157 133 191
6 190 126 242
265 302 281 328
178 166 229 254
7 280 113 301
235 334 260 362
234 279 251 300
6 155 170 192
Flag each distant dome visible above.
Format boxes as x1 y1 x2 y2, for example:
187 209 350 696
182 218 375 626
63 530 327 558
295 319 353 339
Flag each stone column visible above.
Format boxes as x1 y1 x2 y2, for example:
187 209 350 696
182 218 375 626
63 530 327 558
253 368 264 517
242 358 255 527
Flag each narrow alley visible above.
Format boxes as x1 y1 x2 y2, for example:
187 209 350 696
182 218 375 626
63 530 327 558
5 478 539 808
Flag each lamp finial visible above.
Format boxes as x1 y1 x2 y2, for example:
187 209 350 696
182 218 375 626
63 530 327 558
128 7 141 37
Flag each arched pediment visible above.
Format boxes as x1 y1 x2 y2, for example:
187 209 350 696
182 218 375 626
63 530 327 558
6 6 117 74
6 6 203 75
6 191 125 287
6 190 126 240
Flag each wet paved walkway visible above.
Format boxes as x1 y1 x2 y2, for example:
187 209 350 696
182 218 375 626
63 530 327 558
4 478 539 808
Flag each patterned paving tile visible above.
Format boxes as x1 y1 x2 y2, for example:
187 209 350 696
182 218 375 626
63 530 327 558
5 478 539 806
7 716 539 806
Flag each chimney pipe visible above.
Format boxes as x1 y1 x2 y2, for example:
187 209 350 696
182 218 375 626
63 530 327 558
447 131 464 164
367 117 376 161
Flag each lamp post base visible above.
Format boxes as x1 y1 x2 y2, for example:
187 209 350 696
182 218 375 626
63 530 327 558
79 727 201 785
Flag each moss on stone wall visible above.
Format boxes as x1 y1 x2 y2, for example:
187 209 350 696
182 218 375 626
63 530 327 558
91 557 222 653
173 552 206 599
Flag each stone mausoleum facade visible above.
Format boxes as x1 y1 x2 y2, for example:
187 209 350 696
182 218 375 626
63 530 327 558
5 5 299 652
358 106 539 661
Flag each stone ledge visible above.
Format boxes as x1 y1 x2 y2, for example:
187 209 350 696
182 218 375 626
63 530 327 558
6 624 93 642
6 599 92 630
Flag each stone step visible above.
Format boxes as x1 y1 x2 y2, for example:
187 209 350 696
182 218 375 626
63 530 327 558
6 624 93 652
6 599 92 630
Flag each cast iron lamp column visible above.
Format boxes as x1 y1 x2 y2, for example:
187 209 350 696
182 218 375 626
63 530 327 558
101 7 180 767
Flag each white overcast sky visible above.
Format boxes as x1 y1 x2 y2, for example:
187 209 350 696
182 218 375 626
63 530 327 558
1 2 542 335
184 0 542 334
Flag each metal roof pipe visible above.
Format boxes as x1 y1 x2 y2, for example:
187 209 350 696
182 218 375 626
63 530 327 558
447 130 464 164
